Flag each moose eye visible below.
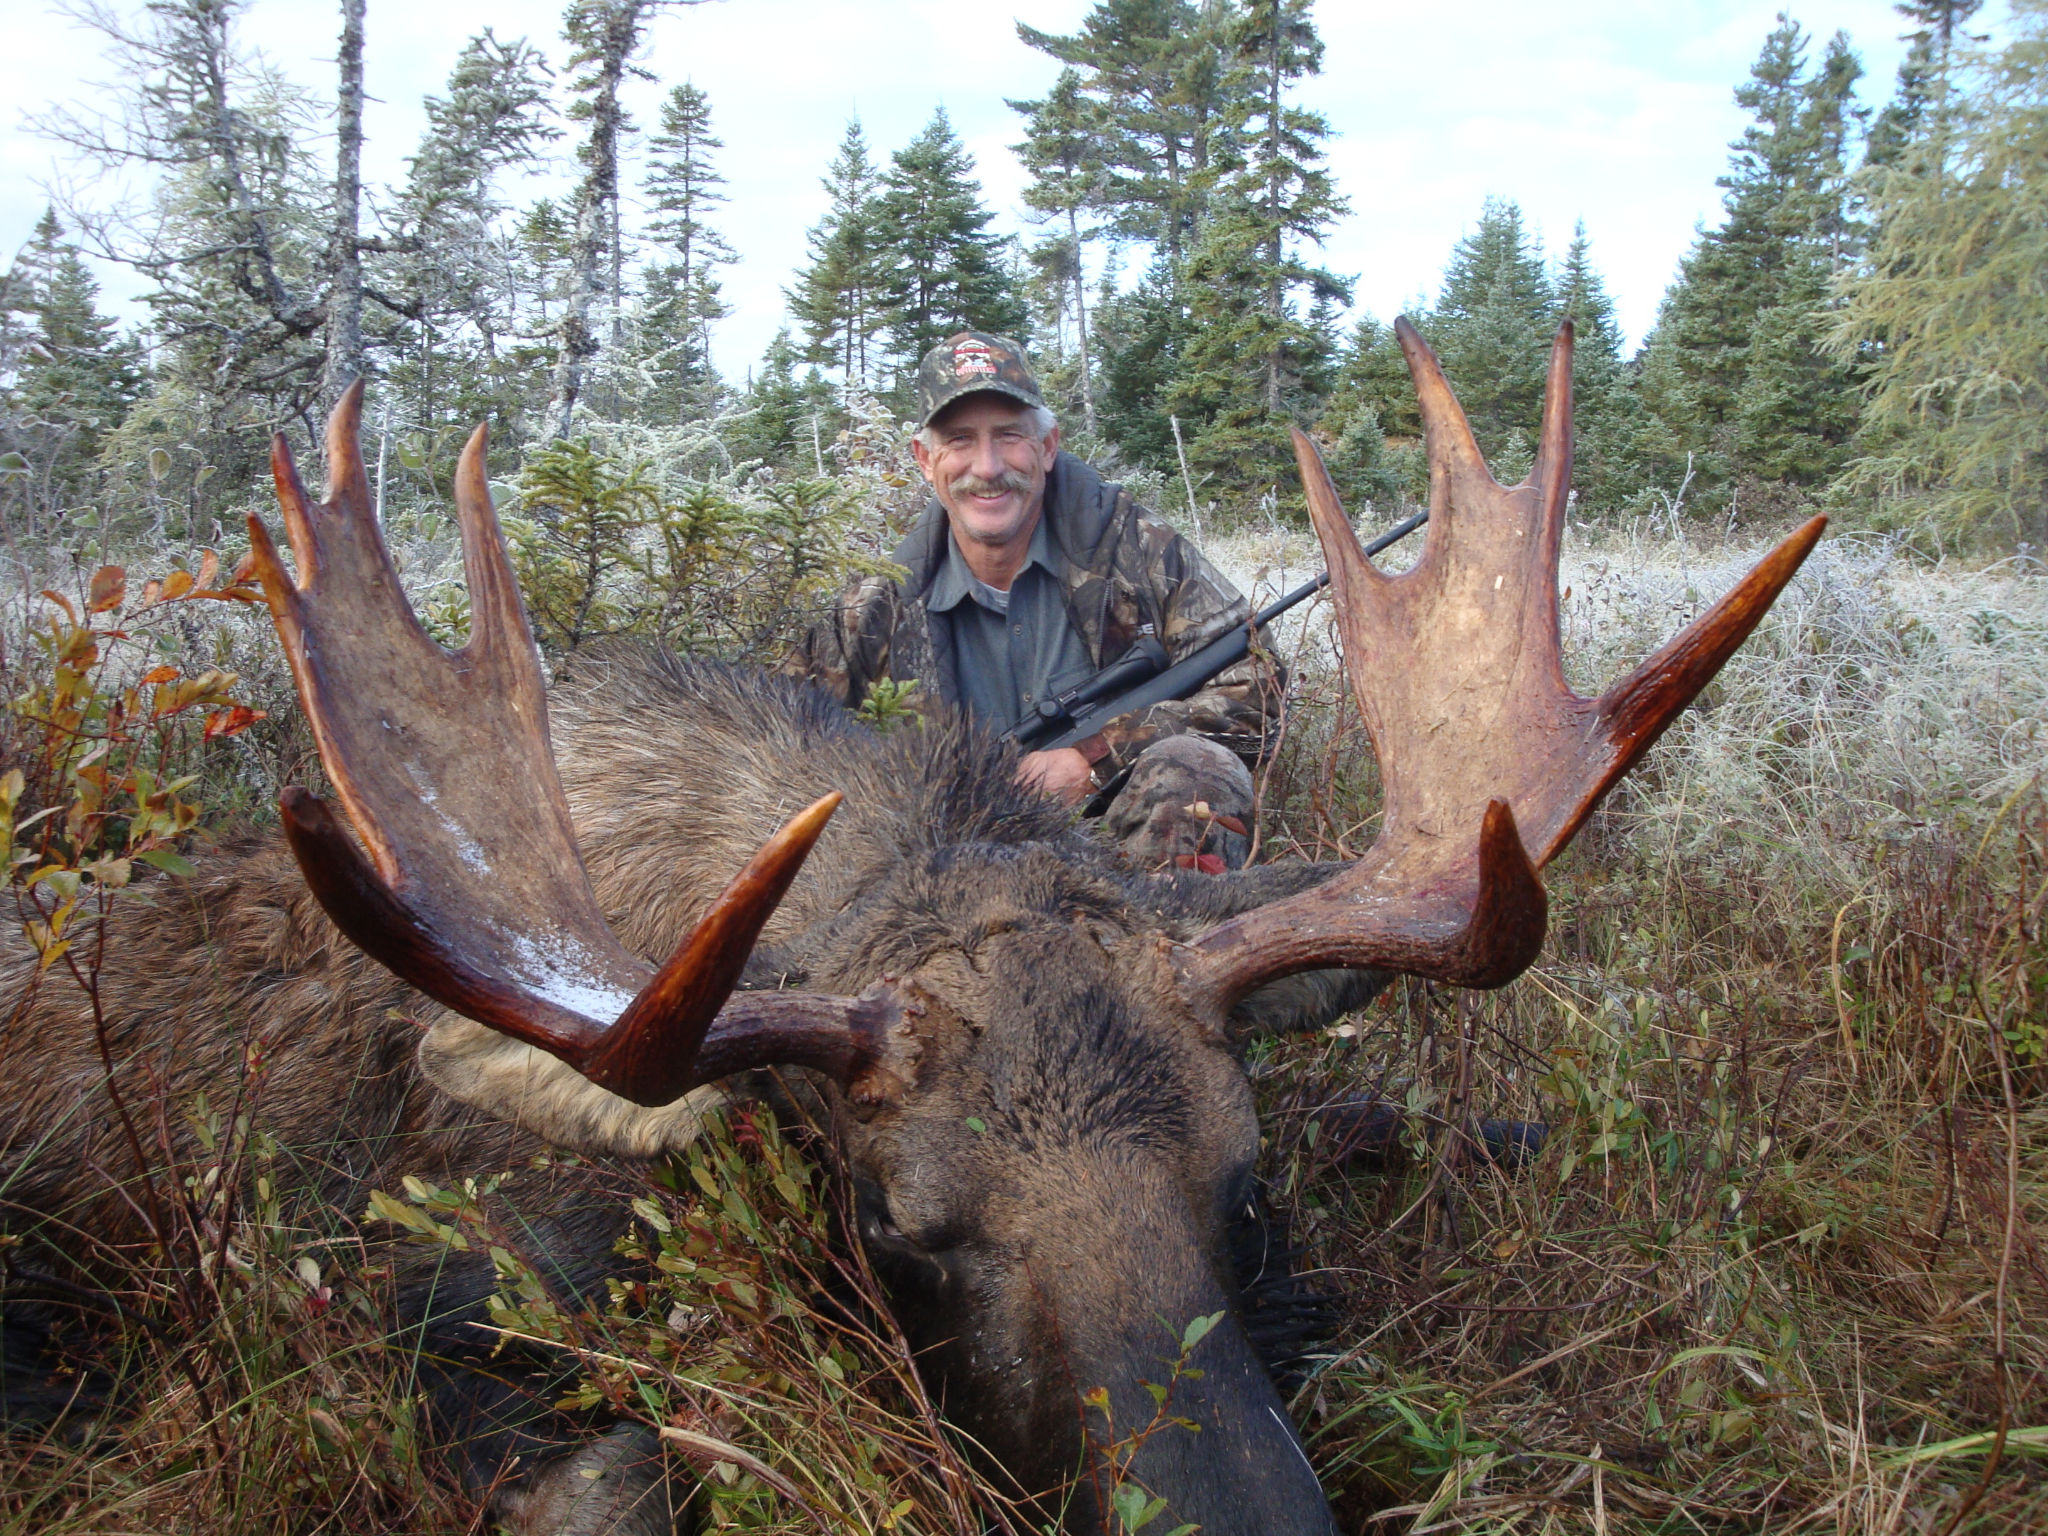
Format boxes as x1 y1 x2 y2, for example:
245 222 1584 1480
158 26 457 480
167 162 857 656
856 1178 937 1253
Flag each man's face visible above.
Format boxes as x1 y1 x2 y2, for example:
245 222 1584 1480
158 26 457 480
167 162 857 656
912 395 1062 552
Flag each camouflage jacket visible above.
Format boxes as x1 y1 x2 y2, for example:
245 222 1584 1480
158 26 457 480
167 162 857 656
783 453 1282 775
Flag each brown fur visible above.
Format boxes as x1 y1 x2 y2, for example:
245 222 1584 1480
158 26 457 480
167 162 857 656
2 648 1356 1535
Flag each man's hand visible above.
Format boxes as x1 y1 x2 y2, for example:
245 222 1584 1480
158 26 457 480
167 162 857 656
1016 747 1095 805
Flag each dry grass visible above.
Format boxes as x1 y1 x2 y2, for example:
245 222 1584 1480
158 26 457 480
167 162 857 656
1239 521 2047 1532
3 514 2042 1533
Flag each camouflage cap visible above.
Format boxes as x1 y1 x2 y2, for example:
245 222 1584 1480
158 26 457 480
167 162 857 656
915 331 1047 430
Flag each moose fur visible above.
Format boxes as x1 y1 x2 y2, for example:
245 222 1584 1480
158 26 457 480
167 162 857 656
2 647 1375 1535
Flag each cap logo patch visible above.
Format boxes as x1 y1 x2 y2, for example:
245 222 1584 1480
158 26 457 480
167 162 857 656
953 338 998 380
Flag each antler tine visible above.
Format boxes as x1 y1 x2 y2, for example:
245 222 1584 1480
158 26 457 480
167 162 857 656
254 400 913 1108
451 423 530 670
322 378 374 515
1395 315 1490 505
1529 320 1574 548
1179 328 1825 1023
585 792 844 1103
269 426 321 586
1536 512 1827 862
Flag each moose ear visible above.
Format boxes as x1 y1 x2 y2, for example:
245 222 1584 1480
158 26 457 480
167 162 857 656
1229 968 1394 1038
1122 863 1392 1036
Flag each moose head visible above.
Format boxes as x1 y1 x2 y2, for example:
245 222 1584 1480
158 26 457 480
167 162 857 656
248 320 1823 1533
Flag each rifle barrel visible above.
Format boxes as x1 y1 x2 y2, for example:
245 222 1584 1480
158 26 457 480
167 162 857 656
1041 507 1428 753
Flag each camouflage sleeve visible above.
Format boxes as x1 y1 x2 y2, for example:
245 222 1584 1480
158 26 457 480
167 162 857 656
779 574 900 709
1089 527 1285 776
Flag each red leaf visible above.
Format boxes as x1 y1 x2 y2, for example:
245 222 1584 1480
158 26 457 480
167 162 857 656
142 665 180 685
1173 853 1228 876
203 705 265 742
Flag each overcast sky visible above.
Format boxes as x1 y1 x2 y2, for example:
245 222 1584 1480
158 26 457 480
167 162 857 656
0 0 1940 375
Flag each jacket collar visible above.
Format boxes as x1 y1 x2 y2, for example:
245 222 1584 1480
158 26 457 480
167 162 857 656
926 513 1060 613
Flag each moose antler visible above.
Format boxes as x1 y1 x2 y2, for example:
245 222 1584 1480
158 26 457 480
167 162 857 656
1180 319 1825 1018
250 383 910 1107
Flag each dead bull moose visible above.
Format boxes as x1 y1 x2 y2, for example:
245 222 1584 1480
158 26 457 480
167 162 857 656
1 321 1823 1534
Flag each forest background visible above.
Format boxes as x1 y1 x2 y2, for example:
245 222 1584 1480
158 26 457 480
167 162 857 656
4 0 2045 560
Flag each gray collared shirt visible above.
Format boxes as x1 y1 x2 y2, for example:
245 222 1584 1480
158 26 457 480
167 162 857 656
924 513 1096 735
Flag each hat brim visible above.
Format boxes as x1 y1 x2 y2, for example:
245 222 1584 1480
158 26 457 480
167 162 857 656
916 380 1048 432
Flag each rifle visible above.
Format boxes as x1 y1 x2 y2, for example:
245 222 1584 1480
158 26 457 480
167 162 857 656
1008 507 1429 754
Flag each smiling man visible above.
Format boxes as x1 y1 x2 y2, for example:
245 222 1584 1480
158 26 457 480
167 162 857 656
787 332 1281 872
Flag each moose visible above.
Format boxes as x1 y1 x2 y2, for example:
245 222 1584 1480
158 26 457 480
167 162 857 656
0 321 1822 1534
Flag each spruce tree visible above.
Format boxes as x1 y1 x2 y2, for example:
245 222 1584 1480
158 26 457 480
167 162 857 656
381 31 557 445
1017 1 1233 267
1555 222 1625 374
874 109 1025 373
728 327 839 470
786 121 889 393
1315 314 1416 508
1867 1 1985 167
1427 197 1554 465
1161 0 1349 502
546 0 661 438
643 81 736 393
1643 16 1866 495
1011 68 1110 434
35 0 328 467
1 210 144 521
1551 221 1650 510
1091 253 1189 470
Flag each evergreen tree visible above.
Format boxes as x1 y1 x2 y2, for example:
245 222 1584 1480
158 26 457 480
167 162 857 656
35 0 328 465
1643 16 1866 494
1221 0 1347 409
1017 1 1234 267
1091 253 1189 470
1166 186 1346 499
727 327 838 470
380 30 557 446
875 109 1025 373
1011 68 1110 434
1154 0 1350 502
643 81 735 392
1550 221 1650 508
1554 222 1624 372
546 0 660 439
1427 197 1554 464
1 210 144 524
1314 314 1416 508
1834 0 2048 544
1866 0 1984 167
786 120 889 393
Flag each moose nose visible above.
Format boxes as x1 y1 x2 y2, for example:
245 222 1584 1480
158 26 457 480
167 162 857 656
1085 1308 1339 1536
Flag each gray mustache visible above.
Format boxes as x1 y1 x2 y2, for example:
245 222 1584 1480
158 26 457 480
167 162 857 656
949 469 1032 498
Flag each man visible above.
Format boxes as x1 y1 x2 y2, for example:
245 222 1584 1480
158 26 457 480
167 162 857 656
785 331 1281 872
